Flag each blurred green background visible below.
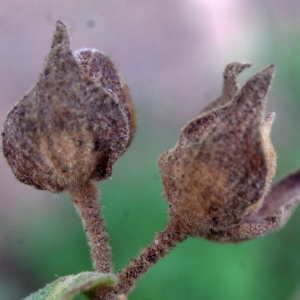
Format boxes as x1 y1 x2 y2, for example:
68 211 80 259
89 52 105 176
1 1 300 299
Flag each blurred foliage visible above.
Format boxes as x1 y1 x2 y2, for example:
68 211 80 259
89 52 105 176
266 30 300 180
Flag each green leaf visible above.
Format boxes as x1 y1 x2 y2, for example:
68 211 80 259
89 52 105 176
23 272 117 300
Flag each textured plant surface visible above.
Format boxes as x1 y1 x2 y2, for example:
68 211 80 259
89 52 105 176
2 21 300 300
2 21 135 193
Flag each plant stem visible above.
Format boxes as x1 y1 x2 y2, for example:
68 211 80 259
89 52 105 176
70 180 112 273
99 218 187 299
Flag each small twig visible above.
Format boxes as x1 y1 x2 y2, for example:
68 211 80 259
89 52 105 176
99 218 187 299
70 180 112 273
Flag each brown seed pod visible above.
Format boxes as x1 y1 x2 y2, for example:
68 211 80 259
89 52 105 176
2 21 135 193
158 63 276 238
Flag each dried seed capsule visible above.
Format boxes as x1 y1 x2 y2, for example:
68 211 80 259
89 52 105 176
158 63 276 238
2 21 135 193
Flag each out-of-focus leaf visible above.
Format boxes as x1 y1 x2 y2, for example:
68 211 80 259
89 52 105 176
23 271 117 300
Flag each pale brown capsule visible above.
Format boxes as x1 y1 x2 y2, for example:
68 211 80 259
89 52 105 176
2 21 135 193
158 63 277 240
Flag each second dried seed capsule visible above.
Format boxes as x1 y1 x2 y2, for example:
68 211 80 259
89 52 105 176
158 63 276 239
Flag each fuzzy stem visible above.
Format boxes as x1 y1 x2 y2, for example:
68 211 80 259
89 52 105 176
70 180 112 273
99 218 187 299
